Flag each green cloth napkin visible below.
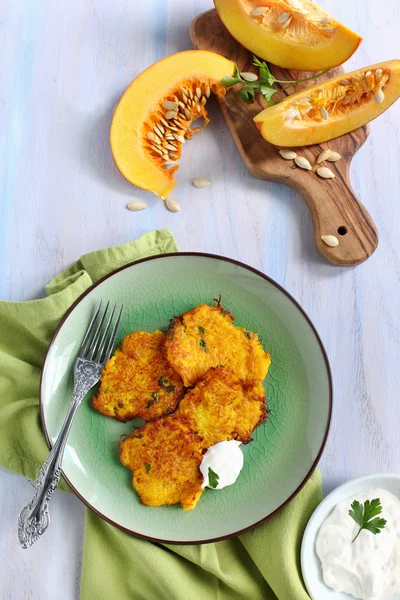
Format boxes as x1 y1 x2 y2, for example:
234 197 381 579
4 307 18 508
0 229 321 600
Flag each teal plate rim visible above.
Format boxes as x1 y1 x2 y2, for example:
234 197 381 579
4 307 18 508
39 252 333 545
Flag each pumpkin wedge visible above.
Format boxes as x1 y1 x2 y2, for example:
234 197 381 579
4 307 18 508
214 0 362 71
110 51 235 198
254 60 400 147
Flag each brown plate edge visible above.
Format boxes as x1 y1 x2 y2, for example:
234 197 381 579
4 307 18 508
39 251 333 545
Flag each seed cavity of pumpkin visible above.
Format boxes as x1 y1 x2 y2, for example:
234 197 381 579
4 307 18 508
127 200 148 211
193 178 211 188
321 234 339 247
295 156 312 170
165 197 180 212
317 166 335 179
279 149 297 160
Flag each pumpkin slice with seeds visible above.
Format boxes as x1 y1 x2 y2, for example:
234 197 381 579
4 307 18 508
254 60 400 147
214 0 362 71
110 50 235 198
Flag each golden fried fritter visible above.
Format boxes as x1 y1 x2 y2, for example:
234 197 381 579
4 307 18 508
92 330 184 422
175 367 267 448
119 417 204 510
165 302 271 387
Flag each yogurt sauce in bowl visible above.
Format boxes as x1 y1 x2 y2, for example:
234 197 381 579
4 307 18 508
316 488 400 600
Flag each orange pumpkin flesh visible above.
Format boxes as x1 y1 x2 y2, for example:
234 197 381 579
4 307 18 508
214 0 362 71
110 51 235 199
254 60 400 147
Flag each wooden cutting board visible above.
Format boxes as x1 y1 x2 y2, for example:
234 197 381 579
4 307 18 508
190 9 378 266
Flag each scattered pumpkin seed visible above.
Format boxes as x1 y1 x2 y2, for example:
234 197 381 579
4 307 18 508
165 197 180 212
193 177 211 188
127 200 147 211
321 234 339 247
317 149 332 163
240 71 258 82
295 156 312 170
279 149 297 160
317 166 335 179
251 6 268 15
326 151 341 162
374 89 385 104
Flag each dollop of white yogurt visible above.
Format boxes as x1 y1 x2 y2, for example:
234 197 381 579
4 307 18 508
200 440 244 489
316 488 400 600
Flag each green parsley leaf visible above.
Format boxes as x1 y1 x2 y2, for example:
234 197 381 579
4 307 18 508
221 75 241 87
199 339 209 352
145 463 151 473
349 498 387 543
208 467 220 489
164 385 176 393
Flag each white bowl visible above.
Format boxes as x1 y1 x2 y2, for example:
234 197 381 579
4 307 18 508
301 473 400 600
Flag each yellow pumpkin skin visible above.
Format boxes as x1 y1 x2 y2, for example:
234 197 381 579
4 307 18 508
110 51 235 199
214 0 362 71
253 60 400 147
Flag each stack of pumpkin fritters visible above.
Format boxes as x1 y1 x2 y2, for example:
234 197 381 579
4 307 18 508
92 301 271 510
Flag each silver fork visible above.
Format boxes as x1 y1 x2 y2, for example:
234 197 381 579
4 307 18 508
18 301 122 549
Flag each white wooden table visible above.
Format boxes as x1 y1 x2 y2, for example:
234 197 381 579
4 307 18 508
1 0 399 597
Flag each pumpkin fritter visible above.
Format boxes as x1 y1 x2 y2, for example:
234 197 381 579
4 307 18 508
119 417 204 510
175 367 267 448
165 302 271 387
92 330 184 422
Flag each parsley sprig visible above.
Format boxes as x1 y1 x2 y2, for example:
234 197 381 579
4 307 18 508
221 56 331 105
208 467 220 489
349 498 387 543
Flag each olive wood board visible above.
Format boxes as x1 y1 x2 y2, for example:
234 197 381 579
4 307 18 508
190 9 378 267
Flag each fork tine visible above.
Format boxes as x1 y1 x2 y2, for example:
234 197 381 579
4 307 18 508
79 301 102 357
85 301 110 360
102 305 123 365
94 304 116 363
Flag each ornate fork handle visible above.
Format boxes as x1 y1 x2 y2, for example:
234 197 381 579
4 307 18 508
18 360 102 549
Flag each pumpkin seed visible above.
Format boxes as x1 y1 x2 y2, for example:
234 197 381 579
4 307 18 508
251 6 268 16
365 71 372 77
201 96 207 105
165 143 178 151
193 177 211 188
147 132 156 141
189 89 194 99
282 16 292 28
324 28 336 34
158 123 165 134
320 17 332 24
240 72 258 82
165 197 180 212
197 103 202 112
285 109 300 121
165 110 178 119
317 149 332 163
162 101 179 110
196 87 202 99
326 151 341 162
174 134 185 144
127 200 147 211
278 11 291 23
151 147 163 156
295 156 312 170
376 68 383 80
160 117 169 128
317 166 335 179
180 86 188 97
154 125 163 137
321 234 339 247
184 108 191 119
374 89 385 104
178 101 185 109
279 149 297 160
206 86 211 98
153 137 162 146
320 107 329 120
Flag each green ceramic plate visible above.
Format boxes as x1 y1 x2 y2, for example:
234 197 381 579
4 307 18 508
40 253 332 544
